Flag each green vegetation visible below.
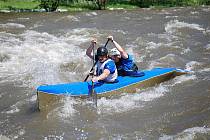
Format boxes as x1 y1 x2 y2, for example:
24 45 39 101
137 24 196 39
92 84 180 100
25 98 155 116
0 0 210 12
60 2 98 12
39 0 59 12
0 0 39 11
130 0 210 8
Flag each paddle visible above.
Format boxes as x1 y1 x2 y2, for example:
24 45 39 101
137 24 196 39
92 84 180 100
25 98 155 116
84 39 109 82
90 42 97 107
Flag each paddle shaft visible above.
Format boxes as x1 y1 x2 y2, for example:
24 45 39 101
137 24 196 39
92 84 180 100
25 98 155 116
90 42 95 96
84 39 109 82
91 43 97 107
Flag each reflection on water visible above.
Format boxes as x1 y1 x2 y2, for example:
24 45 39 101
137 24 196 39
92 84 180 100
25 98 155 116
0 6 210 139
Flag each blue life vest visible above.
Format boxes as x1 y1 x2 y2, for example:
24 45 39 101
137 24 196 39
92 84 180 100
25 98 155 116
116 54 144 77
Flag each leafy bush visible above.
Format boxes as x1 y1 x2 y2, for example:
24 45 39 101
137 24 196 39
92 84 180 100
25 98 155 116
39 0 60 12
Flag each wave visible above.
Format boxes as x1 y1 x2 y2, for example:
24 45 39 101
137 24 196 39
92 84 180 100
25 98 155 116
97 84 168 115
0 23 25 29
160 126 210 140
185 61 203 71
172 75 197 85
204 44 210 51
148 54 185 69
0 28 92 87
0 135 10 140
165 20 205 34
47 97 78 119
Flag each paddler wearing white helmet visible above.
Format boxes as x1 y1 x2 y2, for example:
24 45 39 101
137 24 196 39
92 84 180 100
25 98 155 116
108 35 140 76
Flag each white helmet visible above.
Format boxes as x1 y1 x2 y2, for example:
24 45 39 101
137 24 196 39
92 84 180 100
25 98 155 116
109 48 121 56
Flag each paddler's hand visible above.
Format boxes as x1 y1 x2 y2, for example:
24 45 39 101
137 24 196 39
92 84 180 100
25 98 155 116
89 71 94 76
107 35 114 42
91 38 97 45
92 76 99 83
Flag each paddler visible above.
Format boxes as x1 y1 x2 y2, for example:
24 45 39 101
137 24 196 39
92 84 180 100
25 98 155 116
86 39 118 83
108 36 143 77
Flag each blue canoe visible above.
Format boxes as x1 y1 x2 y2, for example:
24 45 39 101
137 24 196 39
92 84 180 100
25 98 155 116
37 67 188 110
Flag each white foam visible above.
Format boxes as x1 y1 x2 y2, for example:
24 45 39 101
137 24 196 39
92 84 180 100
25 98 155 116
146 41 163 49
0 29 92 86
97 85 168 114
159 54 176 62
0 23 25 29
29 95 37 102
17 17 30 20
0 135 10 140
85 12 98 16
190 11 199 14
148 54 181 69
44 134 64 140
1 104 20 114
1 98 27 114
200 68 210 72
204 44 210 50
12 128 25 140
202 7 210 12
159 126 210 140
185 61 202 71
55 15 79 22
172 74 197 85
144 16 152 20
181 47 191 54
148 61 162 69
56 97 78 118
136 85 168 101
206 29 210 34
165 16 178 19
165 20 205 34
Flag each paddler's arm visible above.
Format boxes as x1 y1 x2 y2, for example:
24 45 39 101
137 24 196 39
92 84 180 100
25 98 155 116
108 35 128 59
86 39 97 60
92 69 110 82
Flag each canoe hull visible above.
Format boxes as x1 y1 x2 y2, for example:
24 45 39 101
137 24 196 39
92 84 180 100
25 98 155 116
37 68 188 110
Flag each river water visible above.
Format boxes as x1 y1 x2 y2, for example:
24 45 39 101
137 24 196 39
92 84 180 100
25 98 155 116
0 6 210 140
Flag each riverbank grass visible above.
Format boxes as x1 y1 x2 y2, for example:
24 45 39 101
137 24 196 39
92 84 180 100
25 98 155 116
107 3 139 10
0 0 39 10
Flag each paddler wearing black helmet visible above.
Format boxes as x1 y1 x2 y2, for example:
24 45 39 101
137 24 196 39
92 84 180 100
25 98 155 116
86 38 118 83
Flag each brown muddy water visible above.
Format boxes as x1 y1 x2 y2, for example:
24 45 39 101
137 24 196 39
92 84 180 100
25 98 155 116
0 6 210 140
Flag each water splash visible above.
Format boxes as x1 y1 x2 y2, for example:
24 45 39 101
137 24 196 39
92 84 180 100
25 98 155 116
0 135 10 140
204 44 210 51
172 75 197 85
47 97 78 120
1 99 27 114
0 28 92 87
165 20 205 34
97 84 168 115
58 97 78 118
85 12 98 16
159 126 210 140
0 23 25 29
185 61 203 71
148 54 185 69
44 134 64 140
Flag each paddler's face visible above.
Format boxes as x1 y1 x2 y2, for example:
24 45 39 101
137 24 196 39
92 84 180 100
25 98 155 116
110 55 120 62
98 55 107 63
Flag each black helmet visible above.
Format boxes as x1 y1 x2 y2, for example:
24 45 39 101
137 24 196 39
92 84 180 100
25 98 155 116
97 47 108 56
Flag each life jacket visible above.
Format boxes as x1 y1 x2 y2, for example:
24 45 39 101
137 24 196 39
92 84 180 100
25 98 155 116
96 59 118 82
116 54 139 76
